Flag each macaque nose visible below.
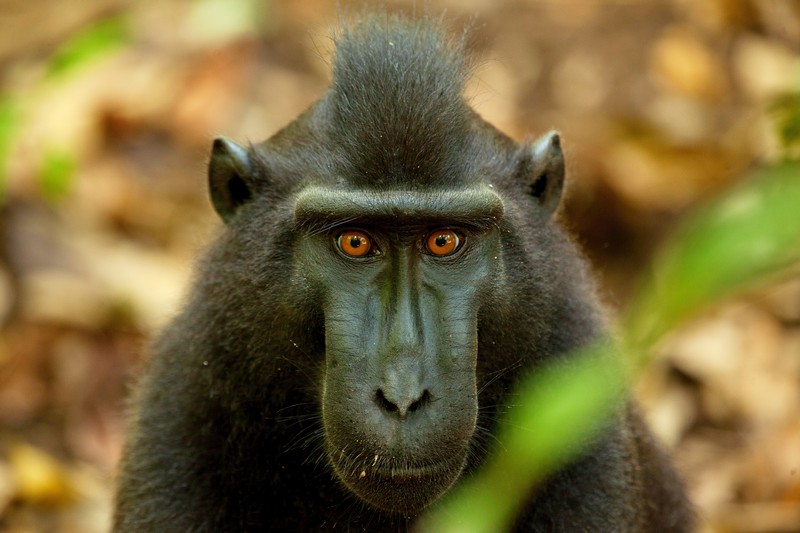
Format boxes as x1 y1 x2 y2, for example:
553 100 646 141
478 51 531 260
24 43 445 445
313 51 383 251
375 388 431 418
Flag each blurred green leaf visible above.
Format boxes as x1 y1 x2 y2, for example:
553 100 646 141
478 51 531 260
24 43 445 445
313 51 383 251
420 160 800 532
0 96 20 202
419 342 623 533
625 160 800 356
771 92 800 156
47 17 129 78
40 149 76 201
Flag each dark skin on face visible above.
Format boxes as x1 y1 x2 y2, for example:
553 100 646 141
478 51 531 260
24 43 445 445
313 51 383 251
294 188 503 512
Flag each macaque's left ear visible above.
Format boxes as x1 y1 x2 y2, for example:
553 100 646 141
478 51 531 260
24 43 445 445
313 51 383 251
208 137 254 223
526 130 564 217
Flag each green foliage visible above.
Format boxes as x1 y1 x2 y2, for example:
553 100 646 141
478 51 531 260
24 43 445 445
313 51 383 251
47 17 129 78
772 92 800 157
419 160 800 533
626 161 800 356
37 17 129 201
0 96 20 202
0 17 128 203
40 149 76 201
420 342 624 532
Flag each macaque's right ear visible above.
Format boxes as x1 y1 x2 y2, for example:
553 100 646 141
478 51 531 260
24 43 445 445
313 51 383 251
526 131 564 218
208 137 254 223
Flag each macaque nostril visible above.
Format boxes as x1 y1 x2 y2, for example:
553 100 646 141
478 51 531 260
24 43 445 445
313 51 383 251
375 389 399 413
408 389 430 412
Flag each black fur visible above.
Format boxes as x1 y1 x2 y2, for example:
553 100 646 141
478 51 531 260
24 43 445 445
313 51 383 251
114 15 694 532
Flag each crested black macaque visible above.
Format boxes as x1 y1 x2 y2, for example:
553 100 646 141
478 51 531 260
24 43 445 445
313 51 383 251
114 15 694 532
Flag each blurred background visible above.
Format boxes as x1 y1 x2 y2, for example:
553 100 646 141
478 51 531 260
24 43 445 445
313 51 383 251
0 0 798 531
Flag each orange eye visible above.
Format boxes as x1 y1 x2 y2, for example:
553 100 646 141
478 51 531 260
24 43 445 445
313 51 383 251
426 229 462 256
337 230 374 257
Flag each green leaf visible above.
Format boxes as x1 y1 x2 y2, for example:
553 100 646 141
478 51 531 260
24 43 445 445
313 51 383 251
771 92 800 156
47 17 129 78
0 95 20 202
40 149 76 201
419 342 624 533
625 160 800 356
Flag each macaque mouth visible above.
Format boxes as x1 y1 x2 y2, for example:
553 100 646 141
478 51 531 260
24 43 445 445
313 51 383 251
371 459 457 479
330 448 463 478
330 447 466 513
